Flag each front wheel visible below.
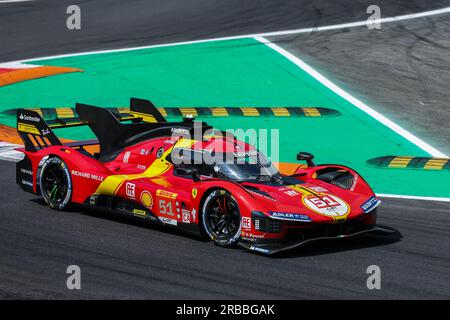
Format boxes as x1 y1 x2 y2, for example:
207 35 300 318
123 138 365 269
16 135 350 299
202 189 241 247
39 156 72 210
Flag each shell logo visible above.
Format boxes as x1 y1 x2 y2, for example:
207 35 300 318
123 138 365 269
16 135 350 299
140 190 153 209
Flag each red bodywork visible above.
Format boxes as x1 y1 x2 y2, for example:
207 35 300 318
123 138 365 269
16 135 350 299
17 130 383 254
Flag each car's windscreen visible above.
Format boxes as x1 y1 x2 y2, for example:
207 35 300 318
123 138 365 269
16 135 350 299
214 151 279 181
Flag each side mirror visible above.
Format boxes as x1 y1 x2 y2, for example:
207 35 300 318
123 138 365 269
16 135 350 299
297 152 315 167
174 167 201 182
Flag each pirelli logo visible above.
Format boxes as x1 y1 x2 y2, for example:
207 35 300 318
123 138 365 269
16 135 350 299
367 156 450 171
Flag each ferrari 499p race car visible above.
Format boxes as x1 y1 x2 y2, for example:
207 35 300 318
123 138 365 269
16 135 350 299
15 98 392 254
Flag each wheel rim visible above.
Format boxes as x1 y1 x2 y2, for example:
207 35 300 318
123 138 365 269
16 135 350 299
205 191 240 240
42 163 69 205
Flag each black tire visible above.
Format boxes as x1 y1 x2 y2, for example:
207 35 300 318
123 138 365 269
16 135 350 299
202 189 241 247
39 156 72 210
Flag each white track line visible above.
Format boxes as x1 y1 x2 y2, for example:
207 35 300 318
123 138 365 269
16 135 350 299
0 0 34 3
3 7 450 64
255 36 447 158
377 194 450 203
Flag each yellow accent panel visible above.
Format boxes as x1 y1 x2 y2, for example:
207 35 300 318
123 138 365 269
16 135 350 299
18 123 40 135
241 107 259 116
130 111 158 123
423 159 447 170
95 174 128 196
388 156 413 168
271 107 289 116
288 185 316 196
303 108 320 117
211 108 228 116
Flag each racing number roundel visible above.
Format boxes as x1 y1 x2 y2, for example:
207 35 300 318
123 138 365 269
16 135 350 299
302 194 350 217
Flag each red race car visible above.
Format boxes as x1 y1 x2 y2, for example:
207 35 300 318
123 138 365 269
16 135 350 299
16 98 392 254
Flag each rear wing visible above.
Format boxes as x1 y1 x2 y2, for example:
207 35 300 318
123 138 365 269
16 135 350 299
16 98 167 152
45 97 166 129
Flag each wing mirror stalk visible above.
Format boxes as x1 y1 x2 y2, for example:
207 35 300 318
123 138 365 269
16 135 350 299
296 152 315 167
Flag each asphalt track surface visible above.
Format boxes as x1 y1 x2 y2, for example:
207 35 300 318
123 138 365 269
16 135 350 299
1 0 450 299
1 159 449 299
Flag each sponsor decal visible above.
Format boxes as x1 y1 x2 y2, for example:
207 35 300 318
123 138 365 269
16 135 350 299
361 196 381 213
140 190 153 209
123 151 131 163
133 209 146 217
307 185 329 193
41 128 51 136
21 179 33 187
125 182 136 198
191 208 196 222
71 170 104 181
18 123 40 135
156 189 177 199
233 150 257 158
19 113 40 122
302 194 350 219
159 217 177 226
136 164 146 170
171 127 190 135
20 168 33 176
140 149 149 156
182 209 191 223
242 217 252 229
242 231 265 239
350 174 359 191
268 212 312 222
191 188 198 199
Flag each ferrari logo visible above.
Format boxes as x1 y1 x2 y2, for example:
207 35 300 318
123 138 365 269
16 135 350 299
192 188 198 199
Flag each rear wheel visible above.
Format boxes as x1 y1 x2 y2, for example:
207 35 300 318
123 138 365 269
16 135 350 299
39 157 72 210
202 189 241 247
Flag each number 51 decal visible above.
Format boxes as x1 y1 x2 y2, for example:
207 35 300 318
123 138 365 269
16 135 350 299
159 199 174 216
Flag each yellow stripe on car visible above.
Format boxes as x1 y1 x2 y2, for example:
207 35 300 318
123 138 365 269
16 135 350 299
94 138 196 196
